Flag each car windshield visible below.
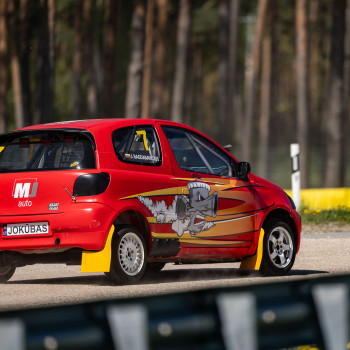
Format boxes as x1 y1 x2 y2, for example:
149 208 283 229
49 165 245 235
0 131 96 172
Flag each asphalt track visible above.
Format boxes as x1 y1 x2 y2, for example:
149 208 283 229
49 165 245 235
0 232 349 311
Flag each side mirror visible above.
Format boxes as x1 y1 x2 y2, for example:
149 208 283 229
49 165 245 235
238 162 251 178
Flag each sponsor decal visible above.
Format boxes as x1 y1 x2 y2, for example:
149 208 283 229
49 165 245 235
12 179 38 199
128 153 159 162
135 130 149 150
49 203 59 211
139 181 218 237
18 200 32 207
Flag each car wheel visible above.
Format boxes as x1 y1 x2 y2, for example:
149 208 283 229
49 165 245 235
260 219 296 276
105 226 147 285
0 265 16 283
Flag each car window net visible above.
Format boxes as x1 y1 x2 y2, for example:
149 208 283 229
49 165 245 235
0 132 96 172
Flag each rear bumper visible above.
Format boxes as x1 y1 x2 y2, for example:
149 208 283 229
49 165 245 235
0 203 115 252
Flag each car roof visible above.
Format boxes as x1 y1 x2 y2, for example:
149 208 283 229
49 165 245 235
14 119 207 146
5 118 237 162
17 118 188 133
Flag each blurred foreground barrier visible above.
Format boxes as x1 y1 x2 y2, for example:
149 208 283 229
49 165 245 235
0 273 350 350
285 188 350 210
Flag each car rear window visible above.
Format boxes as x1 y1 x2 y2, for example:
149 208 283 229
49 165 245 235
0 131 96 172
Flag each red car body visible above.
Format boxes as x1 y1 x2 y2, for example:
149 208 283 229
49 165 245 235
0 119 301 283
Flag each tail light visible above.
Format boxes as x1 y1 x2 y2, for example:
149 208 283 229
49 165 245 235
73 173 110 197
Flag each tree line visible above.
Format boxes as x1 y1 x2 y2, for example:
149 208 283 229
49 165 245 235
0 0 349 188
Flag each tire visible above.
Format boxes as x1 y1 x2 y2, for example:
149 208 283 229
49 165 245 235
0 265 16 283
260 219 296 276
105 226 147 285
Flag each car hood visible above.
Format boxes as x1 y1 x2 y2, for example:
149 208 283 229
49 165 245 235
248 173 284 193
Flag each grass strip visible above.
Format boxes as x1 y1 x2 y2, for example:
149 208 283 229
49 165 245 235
300 206 350 225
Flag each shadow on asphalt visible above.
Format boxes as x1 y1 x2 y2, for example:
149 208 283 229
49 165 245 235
7 266 328 286
288 269 328 276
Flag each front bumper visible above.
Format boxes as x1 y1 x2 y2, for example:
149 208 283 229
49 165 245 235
291 208 302 253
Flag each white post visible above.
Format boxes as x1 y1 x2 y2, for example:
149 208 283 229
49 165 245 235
290 143 301 210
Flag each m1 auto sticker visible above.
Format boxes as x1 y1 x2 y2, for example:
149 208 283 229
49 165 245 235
12 179 38 207
13 179 38 199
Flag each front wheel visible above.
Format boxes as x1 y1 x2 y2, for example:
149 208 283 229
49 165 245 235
0 265 16 283
105 226 147 285
260 220 296 276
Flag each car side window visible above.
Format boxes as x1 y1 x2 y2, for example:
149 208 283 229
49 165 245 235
162 127 210 173
162 126 234 177
191 134 232 176
112 126 162 166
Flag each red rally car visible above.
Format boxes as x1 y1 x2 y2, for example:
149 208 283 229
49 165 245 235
0 119 301 284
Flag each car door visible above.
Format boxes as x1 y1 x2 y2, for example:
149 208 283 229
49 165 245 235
158 124 257 258
110 124 185 257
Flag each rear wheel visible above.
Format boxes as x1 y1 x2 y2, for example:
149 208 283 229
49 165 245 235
105 226 147 285
260 220 296 276
0 266 16 283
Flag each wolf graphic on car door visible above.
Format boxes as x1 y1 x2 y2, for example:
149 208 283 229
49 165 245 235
138 181 218 237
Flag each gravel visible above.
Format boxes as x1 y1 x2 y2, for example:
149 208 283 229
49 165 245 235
0 228 349 311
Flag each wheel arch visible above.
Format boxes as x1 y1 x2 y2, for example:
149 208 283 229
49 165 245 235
262 209 299 248
114 210 151 253
81 209 151 274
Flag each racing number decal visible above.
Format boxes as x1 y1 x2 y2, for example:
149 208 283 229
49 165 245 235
136 130 149 151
